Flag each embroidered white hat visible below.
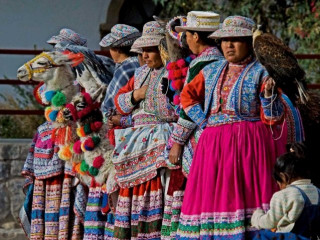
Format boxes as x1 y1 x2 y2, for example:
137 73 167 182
175 11 220 32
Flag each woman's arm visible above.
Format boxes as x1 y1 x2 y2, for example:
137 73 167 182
180 71 206 128
114 76 136 115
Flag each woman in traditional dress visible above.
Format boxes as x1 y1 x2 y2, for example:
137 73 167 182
112 21 177 239
176 16 287 239
161 11 224 239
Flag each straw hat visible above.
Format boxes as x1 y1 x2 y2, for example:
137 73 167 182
99 24 141 48
209 16 255 39
175 11 220 32
47 28 87 46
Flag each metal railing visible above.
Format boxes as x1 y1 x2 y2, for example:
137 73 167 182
0 48 319 115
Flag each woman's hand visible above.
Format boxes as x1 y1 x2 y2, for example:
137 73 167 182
133 85 148 102
110 115 122 126
264 78 276 97
169 142 183 165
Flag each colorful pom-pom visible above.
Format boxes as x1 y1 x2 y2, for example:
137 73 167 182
174 79 184 90
93 156 105 168
185 56 193 64
181 67 188 77
76 127 86 138
48 110 59 121
84 138 94 151
58 145 72 161
44 107 53 121
52 91 66 107
73 162 81 174
44 90 56 102
84 123 92 135
166 62 177 70
73 140 82 154
169 82 176 92
80 160 89 172
173 69 182 79
176 58 186 68
92 136 101 146
173 94 180 105
91 121 103 132
168 70 175 81
89 166 99 176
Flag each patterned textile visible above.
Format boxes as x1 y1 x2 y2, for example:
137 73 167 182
281 94 305 143
30 176 63 240
132 21 165 48
22 121 64 179
84 183 108 240
209 16 255 39
58 174 72 239
176 122 287 239
99 24 140 48
113 175 163 240
175 11 220 32
114 65 177 123
113 123 175 188
101 57 139 116
104 213 115 239
161 169 186 240
47 28 87 46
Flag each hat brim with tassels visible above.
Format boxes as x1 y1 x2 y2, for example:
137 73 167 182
209 27 253 39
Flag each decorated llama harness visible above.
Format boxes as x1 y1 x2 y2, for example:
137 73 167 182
23 52 63 80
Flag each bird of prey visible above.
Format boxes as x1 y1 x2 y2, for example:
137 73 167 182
253 27 309 105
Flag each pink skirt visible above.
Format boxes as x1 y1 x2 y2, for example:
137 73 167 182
177 121 287 239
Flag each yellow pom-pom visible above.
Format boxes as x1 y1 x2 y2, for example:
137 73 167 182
58 145 72 161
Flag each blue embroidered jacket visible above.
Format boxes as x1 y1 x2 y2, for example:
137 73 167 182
182 59 284 128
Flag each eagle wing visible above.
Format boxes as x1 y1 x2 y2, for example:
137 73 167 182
254 33 307 103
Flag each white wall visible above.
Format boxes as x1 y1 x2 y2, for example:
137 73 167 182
0 0 111 79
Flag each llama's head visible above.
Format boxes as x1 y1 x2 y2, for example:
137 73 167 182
17 51 84 82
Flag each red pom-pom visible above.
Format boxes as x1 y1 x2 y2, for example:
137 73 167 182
91 121 103 132
73 140 82 154
84 138 94 151
93 155 105 168
181 67 188 77
174 79 184 90
170 81 178 91
173 69 182 79
167 62 177 70
173 94 180 105
168 70 175 80
176 58 186 68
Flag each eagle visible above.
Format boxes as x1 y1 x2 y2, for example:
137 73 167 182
253 27 309 105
